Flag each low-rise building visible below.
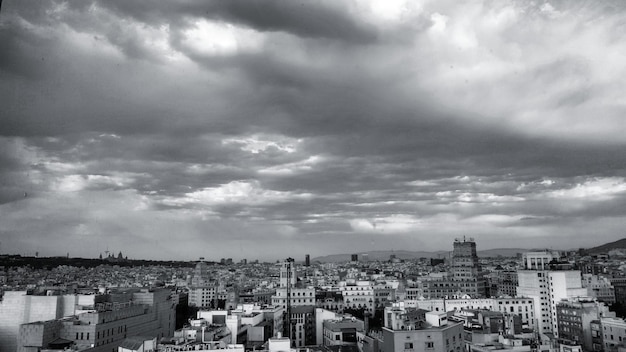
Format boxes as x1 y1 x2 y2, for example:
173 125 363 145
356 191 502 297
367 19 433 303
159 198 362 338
18 288 176 352
0 291 97 352
377 303 464 352
380 311 464 352
556 299 613 351
600 317 626 352
322 317 364 347
408 297 535 329
582 275 616 304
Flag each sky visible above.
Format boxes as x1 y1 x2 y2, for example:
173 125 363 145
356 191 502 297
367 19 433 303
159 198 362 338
1 0 626 261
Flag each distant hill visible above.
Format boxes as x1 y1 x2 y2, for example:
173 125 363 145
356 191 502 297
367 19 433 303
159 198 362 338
585 238 626 254
312 250 447 263
0 254 198 269
478 248 528 258
311 248 529 263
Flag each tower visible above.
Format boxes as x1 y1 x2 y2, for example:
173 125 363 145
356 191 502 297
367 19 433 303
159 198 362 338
451 237 481 279
281 258 295 341
450 237 486 297
280 258 297 288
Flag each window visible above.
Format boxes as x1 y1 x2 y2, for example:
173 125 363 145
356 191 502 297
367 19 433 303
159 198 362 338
405 343 414 349
425 342 435 349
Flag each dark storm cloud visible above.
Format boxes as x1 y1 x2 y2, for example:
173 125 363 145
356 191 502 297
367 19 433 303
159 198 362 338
97 0 378 43
2 0 626 259
0 21 50 79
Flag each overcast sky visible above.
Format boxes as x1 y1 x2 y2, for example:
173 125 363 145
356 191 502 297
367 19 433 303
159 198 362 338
1 0 626 261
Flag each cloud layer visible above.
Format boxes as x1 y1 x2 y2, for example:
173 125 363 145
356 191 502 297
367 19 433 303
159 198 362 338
1 0 626 260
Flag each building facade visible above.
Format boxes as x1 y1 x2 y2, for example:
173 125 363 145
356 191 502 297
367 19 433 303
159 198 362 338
379 309 464 352
556 299 613 351
17 288 176 352
0 291 96 352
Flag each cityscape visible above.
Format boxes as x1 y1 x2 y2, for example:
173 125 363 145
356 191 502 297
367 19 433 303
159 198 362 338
3 238 626 352
3 1 626 352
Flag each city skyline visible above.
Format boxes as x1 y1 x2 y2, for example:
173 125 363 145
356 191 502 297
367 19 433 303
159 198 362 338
2 0 626 261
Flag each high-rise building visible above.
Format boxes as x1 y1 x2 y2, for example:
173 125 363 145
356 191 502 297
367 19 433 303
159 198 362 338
351 254 358 262
189 259 218 308
421 238 486 299
279 258 296 288
451 237 481 279
305 254 310 267
517 251 588 341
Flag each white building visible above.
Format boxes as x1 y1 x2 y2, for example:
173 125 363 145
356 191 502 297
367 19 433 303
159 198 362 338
517 269 587 339
340 280 375 312
521 251 558 271
196 310 240 343
407 298 535 329
271 287 316 309
315 308 341 345
600 317 626 352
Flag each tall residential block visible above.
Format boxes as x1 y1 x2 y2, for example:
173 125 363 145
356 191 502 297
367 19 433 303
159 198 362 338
0 291 96 352
421 238 486 299
517 251 588 341
279 258 296 288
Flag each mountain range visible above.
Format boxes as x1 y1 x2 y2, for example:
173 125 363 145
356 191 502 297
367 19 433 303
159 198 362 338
311 238 626 263
311 248 529 263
